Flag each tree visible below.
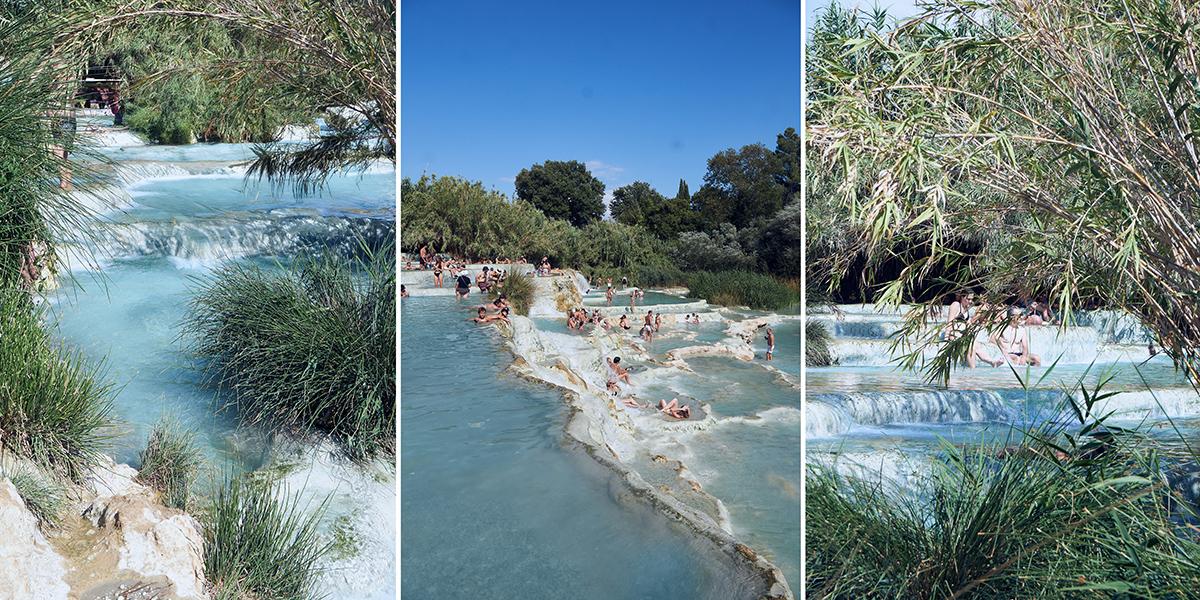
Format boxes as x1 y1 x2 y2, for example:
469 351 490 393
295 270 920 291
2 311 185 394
698 143 786 229
676 178 690 201
514 160 605 227
610 181 663 226
775 127 800 204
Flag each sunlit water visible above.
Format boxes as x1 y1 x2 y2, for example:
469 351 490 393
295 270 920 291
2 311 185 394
46 131 396 599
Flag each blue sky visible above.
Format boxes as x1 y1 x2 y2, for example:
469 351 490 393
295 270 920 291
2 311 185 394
401 0 800 209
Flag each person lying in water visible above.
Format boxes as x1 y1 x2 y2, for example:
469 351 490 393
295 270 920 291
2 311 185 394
992 307 1042 366
657 398 691 420
470 307 510 325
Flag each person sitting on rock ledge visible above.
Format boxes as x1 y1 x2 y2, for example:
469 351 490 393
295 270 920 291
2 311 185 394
400 284 409 298
606 356 632 393
618 315 632 330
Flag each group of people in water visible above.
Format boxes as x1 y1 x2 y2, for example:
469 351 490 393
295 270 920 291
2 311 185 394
944 291 1047 367
403 252 785 422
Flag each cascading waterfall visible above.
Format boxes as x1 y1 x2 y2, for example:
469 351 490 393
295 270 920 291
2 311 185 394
808 303 1200 486
49 129 397 600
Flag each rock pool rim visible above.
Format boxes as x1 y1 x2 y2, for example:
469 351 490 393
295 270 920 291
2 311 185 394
487 272 794 600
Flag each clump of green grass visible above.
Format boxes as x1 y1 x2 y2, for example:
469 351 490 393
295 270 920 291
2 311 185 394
137 418 203 510
5 467 65 527
809 401 1200 598
489 272 534 316
185 248 395 460
204 474 331 599
686 270 799 310
805 319 835 367
0 290 115 481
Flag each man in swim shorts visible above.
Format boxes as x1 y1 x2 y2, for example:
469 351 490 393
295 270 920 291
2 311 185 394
455 270 472 299
765 326 775 360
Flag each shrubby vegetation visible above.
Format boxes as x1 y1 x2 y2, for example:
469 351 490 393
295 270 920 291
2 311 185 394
204 473 330 599
138 418 204 510
186 249 396 460
403 126 800 308
5 466 66 527
0 291 116 481
808 0 1200 377
686 271 799 311
810 407 1200 598
805 320 833 367
489 272 535 316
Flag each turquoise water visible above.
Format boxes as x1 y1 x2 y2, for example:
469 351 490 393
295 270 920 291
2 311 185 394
46 137 397 599
400 297 751 599
808 304 1200 493
50 258 250 466
582 290 693 306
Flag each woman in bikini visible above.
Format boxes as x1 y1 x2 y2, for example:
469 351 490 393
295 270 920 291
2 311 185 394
618 315 631 330
946 292 1002 368
992 308 1042 366
433 257 444 288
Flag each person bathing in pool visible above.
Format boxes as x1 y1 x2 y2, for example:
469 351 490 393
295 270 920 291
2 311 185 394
618 315 631 330
472 307 510 325
657 398 691 419
455 270 472 299
992 307 1042 366
606 356 632 393
400 284 409 298
765 326 775 361
946 291 1002 368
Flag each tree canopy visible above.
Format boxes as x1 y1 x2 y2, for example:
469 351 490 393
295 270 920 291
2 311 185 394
514 160 606 227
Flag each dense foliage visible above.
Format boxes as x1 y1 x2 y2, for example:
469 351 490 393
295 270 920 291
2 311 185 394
514 160 606 227
808 0 1200 382
137 417 203 510
186 249 396 460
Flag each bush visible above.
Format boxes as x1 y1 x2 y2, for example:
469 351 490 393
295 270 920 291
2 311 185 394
808 426 1200 598
631 263 688 288
185 248 395 460
670 224 758 272
137 418 203 510
204 474 330 599
5 467 65 527
806 319 834 367
685 271 799 310
489 272 534 316
0 291 116 481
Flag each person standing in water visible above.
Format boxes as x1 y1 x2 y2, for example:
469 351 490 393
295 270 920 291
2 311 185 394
455 270 472 299
946 291 1002 368
606 286 615 306
765 326 775 360
433 257 445 288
